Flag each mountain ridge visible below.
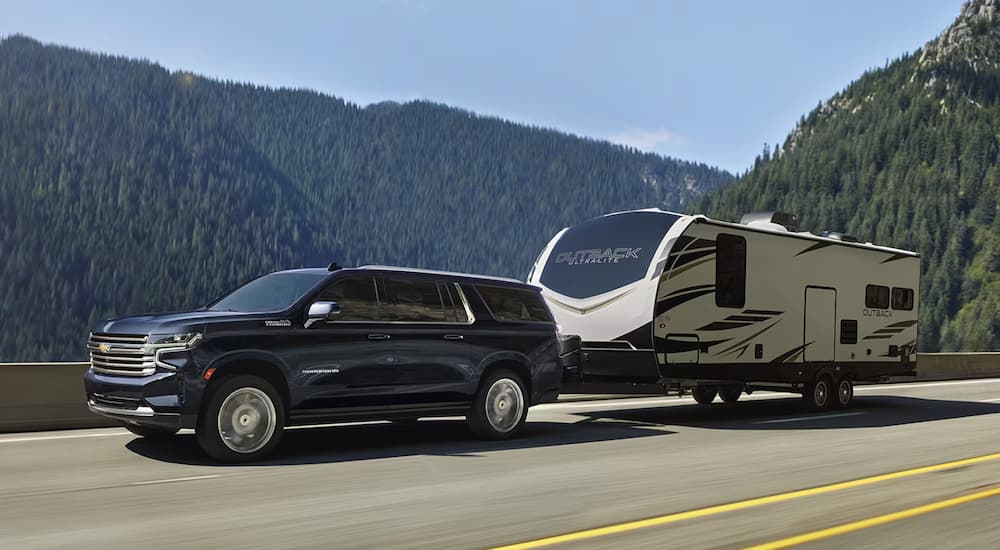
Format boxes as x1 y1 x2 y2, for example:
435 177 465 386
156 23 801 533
0 34 732 361
700 0 1000 351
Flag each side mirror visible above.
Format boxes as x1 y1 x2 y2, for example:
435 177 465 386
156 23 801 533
305 301 341 328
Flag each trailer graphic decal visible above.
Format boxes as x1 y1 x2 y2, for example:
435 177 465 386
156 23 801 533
794 241 834 256
655 284 715 314
863 320 917 340
712 319 783 359
770 342 813 364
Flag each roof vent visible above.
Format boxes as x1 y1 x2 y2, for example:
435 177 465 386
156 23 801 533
820 231 859 243
739 211 799 232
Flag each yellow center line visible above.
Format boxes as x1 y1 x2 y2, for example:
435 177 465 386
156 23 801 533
490 452 1000 550
745 485 1000 550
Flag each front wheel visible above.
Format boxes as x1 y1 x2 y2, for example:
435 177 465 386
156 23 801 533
124 423 179 439
467 370 528 440
197 375 285 463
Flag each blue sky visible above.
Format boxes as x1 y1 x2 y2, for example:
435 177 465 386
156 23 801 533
0 0 965 174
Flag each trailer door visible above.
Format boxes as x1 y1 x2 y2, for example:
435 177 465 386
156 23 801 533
803 287 836 362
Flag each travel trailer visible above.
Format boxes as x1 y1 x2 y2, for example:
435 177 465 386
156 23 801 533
528 209 919 410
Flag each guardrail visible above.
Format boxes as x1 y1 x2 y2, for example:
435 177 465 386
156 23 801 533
2 353 999 433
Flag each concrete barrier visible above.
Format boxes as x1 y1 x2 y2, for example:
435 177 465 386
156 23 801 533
2 353 999 433
0 363 116 432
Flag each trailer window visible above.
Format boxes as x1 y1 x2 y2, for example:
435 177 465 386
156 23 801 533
891 287 914 310
715 234 746 308
840 319 858 344
477 286 553 323
865 285 890 309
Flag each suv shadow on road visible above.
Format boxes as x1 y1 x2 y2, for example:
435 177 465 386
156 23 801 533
577 395 1000 430
125 417 675 466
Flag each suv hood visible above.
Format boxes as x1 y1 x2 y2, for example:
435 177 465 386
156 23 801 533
94 310 277 336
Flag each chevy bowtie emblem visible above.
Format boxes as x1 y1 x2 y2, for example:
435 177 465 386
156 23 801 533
98 343 112 353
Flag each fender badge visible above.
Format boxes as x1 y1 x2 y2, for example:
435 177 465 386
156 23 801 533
265 320 292 327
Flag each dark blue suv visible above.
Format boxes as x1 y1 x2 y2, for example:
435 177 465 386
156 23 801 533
84 265 561 462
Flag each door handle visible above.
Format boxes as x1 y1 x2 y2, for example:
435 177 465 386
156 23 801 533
443 334 464 341
368 334 391 340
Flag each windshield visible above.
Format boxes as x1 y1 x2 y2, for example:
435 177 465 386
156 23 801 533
540 211 680 299
208 271 327 313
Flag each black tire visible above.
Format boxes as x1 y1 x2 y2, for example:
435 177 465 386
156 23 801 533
718 385 742 403
692 384 718 405
196 375 285 463
124 423 179 439
467 369 528 440
832 376 854 410
803 374 834 411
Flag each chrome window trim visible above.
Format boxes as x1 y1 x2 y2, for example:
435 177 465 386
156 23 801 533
452 283 476 325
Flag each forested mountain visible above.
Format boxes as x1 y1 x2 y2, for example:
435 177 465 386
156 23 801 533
0 35 732 361
699 0 1000 351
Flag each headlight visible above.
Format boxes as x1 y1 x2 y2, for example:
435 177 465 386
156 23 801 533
149 332 202 347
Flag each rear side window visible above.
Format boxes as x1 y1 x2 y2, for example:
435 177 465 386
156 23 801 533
865 285 890 309
314 276 380 321
477 286 553 323
891 287 914 310
715 233 746 308
383 277 446 322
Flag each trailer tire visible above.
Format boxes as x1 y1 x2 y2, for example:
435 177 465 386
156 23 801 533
692 385 717 405
803 375 833 411
832 377 854 409
718 385 742 403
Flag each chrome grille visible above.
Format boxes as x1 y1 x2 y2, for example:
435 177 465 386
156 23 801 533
88 333 155 376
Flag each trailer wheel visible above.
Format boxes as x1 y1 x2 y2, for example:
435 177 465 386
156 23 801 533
692 385 717 405
718 385 742 403
803 375 833 411
832 377 854 409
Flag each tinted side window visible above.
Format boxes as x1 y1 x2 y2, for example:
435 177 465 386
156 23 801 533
840 319 858 344
716 233 746 308
865 285 890 309
477 285 553 322
314 276 380 321
383 277 446 322
891 287 914 310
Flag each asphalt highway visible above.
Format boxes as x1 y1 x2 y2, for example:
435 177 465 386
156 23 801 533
2 379 1000 549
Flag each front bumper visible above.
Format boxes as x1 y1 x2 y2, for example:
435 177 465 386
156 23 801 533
84 368 187 429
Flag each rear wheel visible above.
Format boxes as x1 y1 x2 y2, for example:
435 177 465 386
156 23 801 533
124 423 179 439
197 375 285 463
832 377 854 409
718 385 742 403
803 375 833 411
692 384 718 405
467 369 528 440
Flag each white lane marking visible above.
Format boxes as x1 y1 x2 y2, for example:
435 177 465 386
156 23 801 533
0 431 132 444
129 475 222 486
753 412 864 425
857 379 1000 391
